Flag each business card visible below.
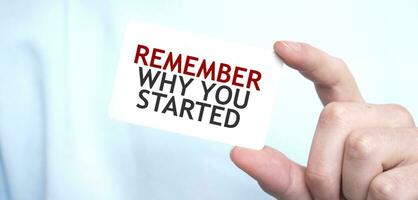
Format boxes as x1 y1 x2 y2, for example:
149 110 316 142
109 21 282 150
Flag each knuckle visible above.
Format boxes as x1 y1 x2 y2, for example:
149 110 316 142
390 104 408 114
387 104 415 126
305 169 333 190
369 175 399 200
319 102 349 124
334 57 348 67
345 130 375 159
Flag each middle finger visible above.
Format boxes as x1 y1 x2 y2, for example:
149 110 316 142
305 102 415 200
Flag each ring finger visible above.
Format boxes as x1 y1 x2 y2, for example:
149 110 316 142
342 127 418 199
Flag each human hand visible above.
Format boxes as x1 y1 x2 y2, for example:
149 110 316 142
230 41 418 200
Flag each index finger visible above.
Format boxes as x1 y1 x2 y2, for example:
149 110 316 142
274 41 364 105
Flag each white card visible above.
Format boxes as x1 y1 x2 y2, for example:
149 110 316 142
109 21 282 150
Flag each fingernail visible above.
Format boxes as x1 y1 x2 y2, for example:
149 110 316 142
282 41 301 52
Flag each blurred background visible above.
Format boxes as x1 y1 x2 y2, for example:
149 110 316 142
1 0 417 199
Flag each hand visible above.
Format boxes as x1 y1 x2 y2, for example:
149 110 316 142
230 41 418 200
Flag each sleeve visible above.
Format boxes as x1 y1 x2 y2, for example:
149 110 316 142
0 157 9 200
0 33 46 200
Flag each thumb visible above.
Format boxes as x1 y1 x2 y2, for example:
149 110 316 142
230 146 312 200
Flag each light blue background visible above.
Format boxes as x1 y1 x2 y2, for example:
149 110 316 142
1 0 417 199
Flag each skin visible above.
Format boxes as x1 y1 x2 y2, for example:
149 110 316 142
230 41 418 200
